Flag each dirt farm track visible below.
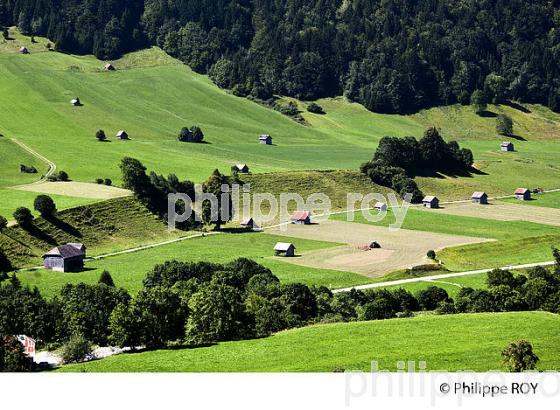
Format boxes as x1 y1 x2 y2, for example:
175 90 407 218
267 220 491 277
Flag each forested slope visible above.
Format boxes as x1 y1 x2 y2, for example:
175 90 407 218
2 0 560 113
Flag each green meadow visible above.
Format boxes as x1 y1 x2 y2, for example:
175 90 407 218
0 29 559 204
333 208 559 240
17 232 372 298
0 188 99 222
500 191 560 209
59 311 560 372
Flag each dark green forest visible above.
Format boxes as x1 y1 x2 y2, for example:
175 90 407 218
3 0 560 113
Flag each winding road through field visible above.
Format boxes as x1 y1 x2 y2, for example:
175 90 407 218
10 138 57 180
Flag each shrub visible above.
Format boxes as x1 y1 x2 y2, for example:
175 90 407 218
98 270 115 287
20 164 38 173
496 114 513 136
178 126 204 143
307 102 325 114
427 250 436 259
13 207 33 227
95 178 104 184
104 178 112 186
57 171 69 181
502 340 539 372
33 194 57 217
95 129 106 141
61 334 93 364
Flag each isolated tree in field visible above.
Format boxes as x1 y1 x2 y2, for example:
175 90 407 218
98 270 115 287
307 102 325 114
190 126 204 142
471 90 487 114
502 340 539 372
95 129 106 141
0 215 7 233
496 114 513 136
13 207 33 227
178 126 204 143
427 250 436 259
33 195 57 217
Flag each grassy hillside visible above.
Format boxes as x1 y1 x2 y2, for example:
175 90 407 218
17 232 371 298
58 311 560 372
0 197 188 267
334 209 559 240
500 191 560 209
0 28 559 202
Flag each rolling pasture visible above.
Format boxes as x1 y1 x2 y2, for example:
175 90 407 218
0 29 559 203
17 231 372 298
58 312 560 372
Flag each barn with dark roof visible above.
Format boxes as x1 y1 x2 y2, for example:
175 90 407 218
43 243 86 272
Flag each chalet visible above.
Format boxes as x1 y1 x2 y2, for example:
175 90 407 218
274 242 296 257
515 188 531 201
471 192 488 204
43 243 86 272
422 196 439 209
19 47 29 54
70 98 81 106
234 164 249 173
374 202 387 212
290 210 311 225
116 130 129 140
501 142 514 152
240 217 259 230
104 63 116 71
16 335 36 357
259 134 272 145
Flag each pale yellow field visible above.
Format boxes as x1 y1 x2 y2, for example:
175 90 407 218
266 220 490 277
13 181 131 199
430 201 560 227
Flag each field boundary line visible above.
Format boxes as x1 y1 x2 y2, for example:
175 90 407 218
332 260 556 293
10 138 57 180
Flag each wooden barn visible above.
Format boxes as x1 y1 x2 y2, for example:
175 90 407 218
240 217 259 229
422 196 439 209
70 98 81 106
116 130 129 140
104 63 116 71
16 335 36 357
43 243 86 272
259 134 272 145
19 47 29 54
501 142 514 152
274 242 296 257
290 211 311 225
515 188 531 200
234 164 249 173
471 192 488 204
374 202 387 212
